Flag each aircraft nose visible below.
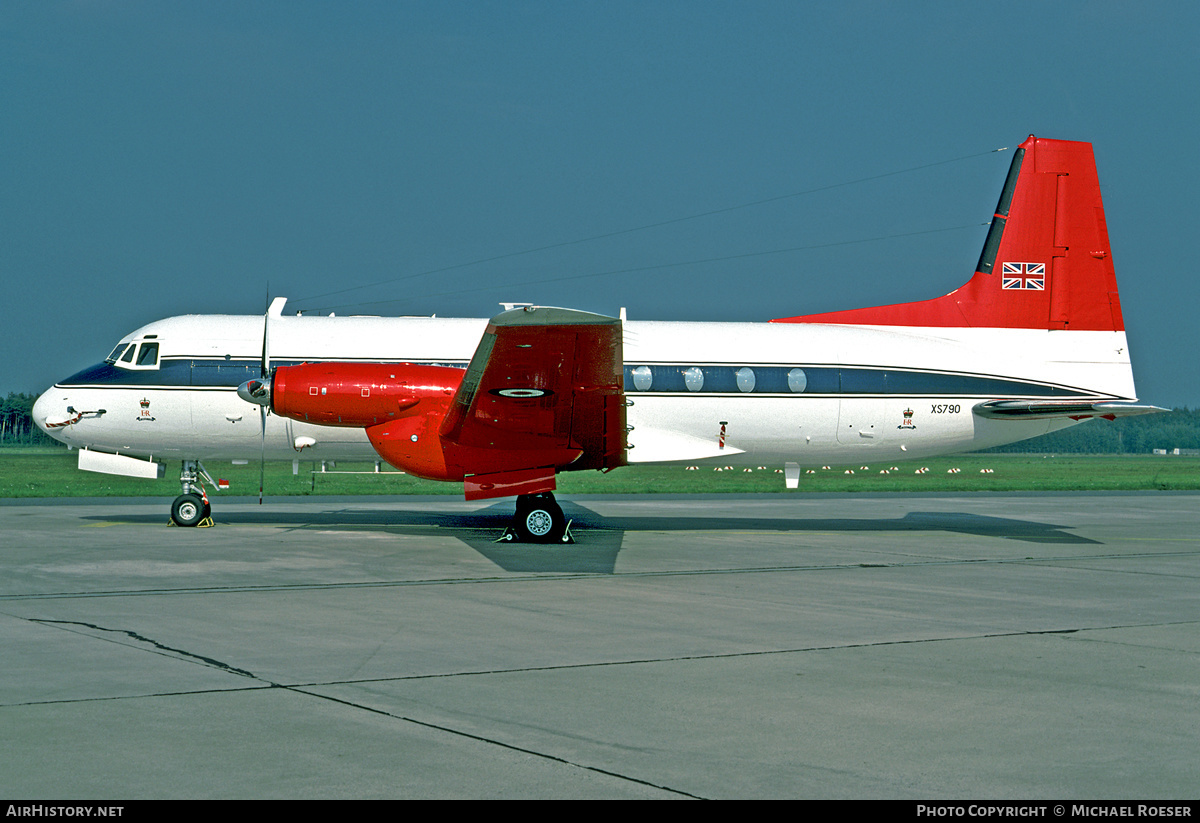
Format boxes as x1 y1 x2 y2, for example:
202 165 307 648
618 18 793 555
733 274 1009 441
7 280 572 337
32 389 61 436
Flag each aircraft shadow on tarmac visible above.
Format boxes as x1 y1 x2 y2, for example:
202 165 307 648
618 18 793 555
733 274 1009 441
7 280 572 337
84 500 1101 575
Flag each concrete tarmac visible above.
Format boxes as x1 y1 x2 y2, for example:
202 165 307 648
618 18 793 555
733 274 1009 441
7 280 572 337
1 492 1197 799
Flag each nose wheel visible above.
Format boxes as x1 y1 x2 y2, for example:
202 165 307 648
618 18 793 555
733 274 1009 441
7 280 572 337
499 493 573 544
170 493 212 527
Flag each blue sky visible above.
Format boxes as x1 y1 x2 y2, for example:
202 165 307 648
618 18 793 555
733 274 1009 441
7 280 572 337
4 1 1198 407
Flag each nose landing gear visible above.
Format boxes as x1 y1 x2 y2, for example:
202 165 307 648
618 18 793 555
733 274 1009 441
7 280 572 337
169 460 215 527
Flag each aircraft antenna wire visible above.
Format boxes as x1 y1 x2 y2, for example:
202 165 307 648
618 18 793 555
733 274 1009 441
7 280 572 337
294 146 1008 310
324 222 987 312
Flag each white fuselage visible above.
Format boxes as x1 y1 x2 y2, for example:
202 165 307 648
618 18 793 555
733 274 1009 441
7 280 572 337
34 309 1135 471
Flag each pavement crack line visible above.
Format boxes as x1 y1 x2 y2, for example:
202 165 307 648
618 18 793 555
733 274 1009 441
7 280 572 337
286 685 704 799
16 617 1198 708
28 618 262 681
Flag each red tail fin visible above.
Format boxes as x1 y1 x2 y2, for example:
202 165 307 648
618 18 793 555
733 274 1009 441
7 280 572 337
772 136 1124 331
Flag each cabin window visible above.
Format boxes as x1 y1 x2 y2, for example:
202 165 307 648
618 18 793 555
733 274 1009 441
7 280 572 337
683 367 704 392
787 368 808 393
631 365 652 391
735 367 756 393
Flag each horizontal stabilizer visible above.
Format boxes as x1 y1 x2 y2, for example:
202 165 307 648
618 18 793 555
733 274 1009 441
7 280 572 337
973 400 1166 421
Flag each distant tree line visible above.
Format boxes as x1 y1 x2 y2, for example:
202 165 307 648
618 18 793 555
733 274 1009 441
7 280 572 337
2 389 1199 453
1 393 56 446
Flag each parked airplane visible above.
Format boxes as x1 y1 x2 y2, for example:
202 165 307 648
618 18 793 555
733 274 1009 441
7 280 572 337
34 136 1160 541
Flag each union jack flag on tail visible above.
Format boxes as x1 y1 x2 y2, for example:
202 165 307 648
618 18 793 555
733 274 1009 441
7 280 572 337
1001 262 1045 290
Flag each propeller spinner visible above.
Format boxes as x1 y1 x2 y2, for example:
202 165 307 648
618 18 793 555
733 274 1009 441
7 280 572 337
236 377 271 405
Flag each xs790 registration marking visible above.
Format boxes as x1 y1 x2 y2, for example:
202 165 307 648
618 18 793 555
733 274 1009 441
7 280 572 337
930 404 961 414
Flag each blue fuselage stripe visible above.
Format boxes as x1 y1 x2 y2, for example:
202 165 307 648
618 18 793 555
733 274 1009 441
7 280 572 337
57 358 1099 399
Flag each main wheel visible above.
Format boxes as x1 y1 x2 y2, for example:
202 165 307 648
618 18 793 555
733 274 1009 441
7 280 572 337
513 494 566 544
171 493 206 527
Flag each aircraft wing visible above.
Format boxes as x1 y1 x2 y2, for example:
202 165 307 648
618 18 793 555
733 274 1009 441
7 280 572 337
973 400 1166 421
438 306 627 499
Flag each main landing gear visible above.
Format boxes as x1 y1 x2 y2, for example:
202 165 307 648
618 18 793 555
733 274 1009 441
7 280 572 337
499 492 573 544
170 460 214 527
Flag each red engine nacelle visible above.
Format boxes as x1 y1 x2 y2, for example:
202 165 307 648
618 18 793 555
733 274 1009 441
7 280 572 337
270 362 466 482
272 362 461 428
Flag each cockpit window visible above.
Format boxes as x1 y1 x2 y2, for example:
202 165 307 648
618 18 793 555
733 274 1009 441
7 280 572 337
136 342 159 367
108 341 161 370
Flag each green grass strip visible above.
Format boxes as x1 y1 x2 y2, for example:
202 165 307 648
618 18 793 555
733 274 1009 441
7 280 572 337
2 448 1198 498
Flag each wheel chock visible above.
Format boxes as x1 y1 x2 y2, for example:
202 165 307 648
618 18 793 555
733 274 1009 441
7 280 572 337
494 520 576 544
167 516 216 528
